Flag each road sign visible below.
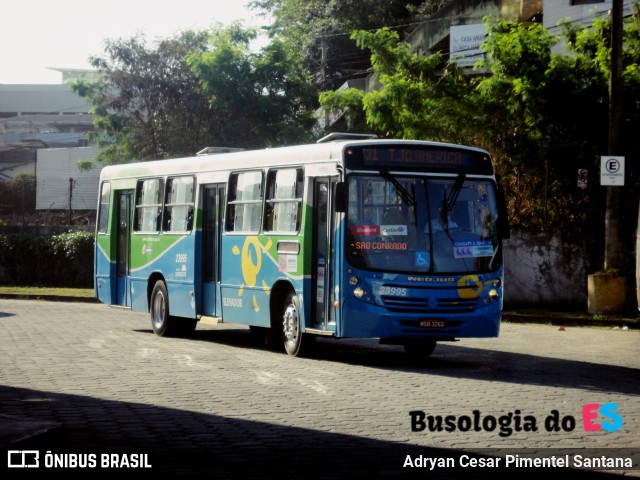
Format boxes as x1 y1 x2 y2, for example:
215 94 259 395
600 156 625 186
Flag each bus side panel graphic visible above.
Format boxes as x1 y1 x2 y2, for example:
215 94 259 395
220 234 305 327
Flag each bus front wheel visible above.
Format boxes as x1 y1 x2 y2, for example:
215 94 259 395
403 340 437 358
150 280 195 337
282 291 312 356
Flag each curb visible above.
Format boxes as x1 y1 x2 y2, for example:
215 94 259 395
502 311 640 330
0 294 99 303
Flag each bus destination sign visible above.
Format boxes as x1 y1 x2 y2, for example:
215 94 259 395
345 145 494 174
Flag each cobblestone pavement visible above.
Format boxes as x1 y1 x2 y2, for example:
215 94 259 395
0 299 638 479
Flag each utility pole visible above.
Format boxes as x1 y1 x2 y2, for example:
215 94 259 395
68 177 74 225
588 0 625 314
604 0 624 271
321 34 330 129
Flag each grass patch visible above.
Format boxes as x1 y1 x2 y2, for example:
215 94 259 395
0 286 94 298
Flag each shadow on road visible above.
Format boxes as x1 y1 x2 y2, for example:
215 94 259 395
1 385 633 479
130 326 640 397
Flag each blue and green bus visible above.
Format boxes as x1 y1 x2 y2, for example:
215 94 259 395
94 135 509 357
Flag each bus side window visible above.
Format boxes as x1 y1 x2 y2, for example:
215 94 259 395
226 171 263 233
163 176 195 232
135 178 164 232
264 168 303 233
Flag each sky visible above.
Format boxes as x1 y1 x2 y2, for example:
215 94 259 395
1 0 267 84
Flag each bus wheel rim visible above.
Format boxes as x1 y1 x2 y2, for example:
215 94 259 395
283 304 298 346
152 291 165 328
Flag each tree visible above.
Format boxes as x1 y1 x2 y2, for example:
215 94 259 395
250 0 425 91
475 19 609 230
318 8 640 238
188 23 316 148
319 27 483 145
73 30 215 163
73 24 317 164
478 7 640 267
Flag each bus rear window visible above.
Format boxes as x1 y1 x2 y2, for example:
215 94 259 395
97 182 110 233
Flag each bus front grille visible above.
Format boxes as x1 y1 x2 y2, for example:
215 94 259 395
381 295 477 313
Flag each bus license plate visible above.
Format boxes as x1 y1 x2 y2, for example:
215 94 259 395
419 319 445 328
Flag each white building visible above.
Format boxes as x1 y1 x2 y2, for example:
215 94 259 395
543 0 635 53
0 71 100 212
0 83 94 179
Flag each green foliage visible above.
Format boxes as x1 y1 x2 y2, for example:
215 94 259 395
72 23 317 163
319 6 640 235
76 160 94 172
0 175 36 212
72 30 214 163
250 0 425 91
188 23 317 148
320 27 480 143
319 87 367 131
0 232 94 287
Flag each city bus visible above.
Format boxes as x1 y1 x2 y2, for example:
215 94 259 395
94 134 509 357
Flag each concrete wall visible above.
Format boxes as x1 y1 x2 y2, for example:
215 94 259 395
503 228 589 307
36 147 101 211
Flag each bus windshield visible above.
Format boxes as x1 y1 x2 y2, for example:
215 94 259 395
346 174 501 274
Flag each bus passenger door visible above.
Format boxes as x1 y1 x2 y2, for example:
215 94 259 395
313 178 336 330
115 190 133 307
201 184 225 316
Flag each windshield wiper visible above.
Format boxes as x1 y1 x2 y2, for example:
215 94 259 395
440 173 466 233
379 170 416 207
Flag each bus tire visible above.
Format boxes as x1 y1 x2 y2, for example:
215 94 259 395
150 280 193 337
282 291 311 356
404 340 437 358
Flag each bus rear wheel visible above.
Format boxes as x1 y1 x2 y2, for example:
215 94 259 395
150 280 195 337
282 291 312 356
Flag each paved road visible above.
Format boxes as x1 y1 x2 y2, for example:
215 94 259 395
0 299 638 479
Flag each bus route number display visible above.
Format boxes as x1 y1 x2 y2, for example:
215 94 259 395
346 146 494 174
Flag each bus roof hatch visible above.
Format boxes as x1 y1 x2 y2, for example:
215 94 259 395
316 132 378 143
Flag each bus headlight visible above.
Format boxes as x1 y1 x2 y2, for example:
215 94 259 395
349 275 359 286
489 288 499 301
353 287 365 298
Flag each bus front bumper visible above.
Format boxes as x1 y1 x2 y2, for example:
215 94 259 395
340 297 501 343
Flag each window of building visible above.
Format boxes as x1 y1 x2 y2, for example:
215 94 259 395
226 171 263 232
134 178 164 232
163 176 195 232
264 168 303 233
